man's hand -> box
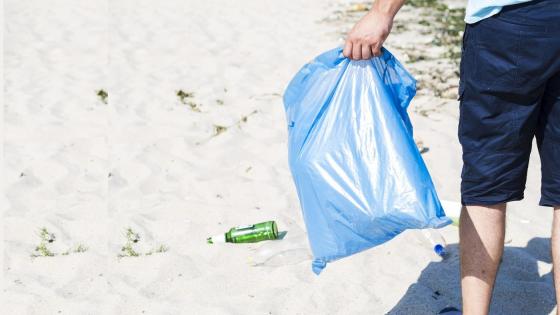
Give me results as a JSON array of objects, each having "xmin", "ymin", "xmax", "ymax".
[{"xmin": 343, "ymin": 0, "xmax": 405, "ymax": 60}]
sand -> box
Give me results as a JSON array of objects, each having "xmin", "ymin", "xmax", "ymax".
[{"xmin": 2, "ymin": 0, "xmax": 557, "ymax": 314}]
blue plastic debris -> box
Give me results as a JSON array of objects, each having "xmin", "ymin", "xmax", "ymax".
[{"xmin": 283, "ymin": 47, "xmax": 451, "ymax": 275}]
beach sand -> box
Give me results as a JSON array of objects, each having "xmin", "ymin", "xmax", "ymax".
[{"xmin": 2, "ymin": 0, "xmax": 556, "ymax": 314}]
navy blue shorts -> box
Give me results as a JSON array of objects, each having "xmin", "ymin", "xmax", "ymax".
[{"xmin": 458, "ymin": 0, "xmax": 560, "ymax": 207}]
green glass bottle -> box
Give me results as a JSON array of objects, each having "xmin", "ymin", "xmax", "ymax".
[{"xmin": 207, "ymin": 221, "xmax": 278, "ymax": 244}]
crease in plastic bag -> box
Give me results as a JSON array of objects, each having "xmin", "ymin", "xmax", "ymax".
[{"xmin": 283, "ymin": 47, "xmax": 452, "ymax": 275}]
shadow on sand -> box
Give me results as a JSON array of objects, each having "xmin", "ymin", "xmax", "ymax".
[{"xmin": 388, "ymin": 237, "xmax": 556, "ymax": 315}]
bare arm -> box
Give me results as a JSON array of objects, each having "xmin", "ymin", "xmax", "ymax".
[{"xmin": 343, "ymin": 0, "xmax": 405, "ymax": 60}]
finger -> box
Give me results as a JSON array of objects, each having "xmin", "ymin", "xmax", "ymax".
[
  {"xmin": 343, "ymin": 40, "xmax": 352, "ymax": 58},
  {"xmin": 362, "ymin": 44, "xmax": 372, "ymax": 59},
  {"xmin": 371, "ymin": 45, "xmax": 382, "ymax": 57},
  {"xmin": 352, "ymin": 42, "xmax": 362, "ymax": 60}
]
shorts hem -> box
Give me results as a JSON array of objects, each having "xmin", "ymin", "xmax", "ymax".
[
  {"xmin": 461, "ymin": 195, "xmax": 524, "ymax": 206},
  {"xmin": 539, "ymin": 199, "xmax": 560, "ymax": 208}
]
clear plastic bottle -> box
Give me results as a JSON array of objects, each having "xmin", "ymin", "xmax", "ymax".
[
  {"xmin": 251, "ymin": 247, "xmax": 311, "ymax": 267},
  {"xmin": 421, "ymin": 229, "xmax": 448, "ymax": 258},
  {"xmin": 248, "ymin": 232, "xmax": 312, "ymax": 267}
]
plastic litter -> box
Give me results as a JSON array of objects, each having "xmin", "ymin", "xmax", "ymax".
[
  {"xmin": 252, "ymin": 248, "xmax": 311, "ymax": 267},
  {"xmin": 441, "ymin": 200, "xmax": 462, "ymax": 226},
  {"xmin": 420, "ymin": 228, "xmax": 448, "ymax": 258},
  {"xmin": 250, "ymin": 246, "xmax": 312, "ymax": 267},
  {"xmin": 282, "ymin": 47, "xmax": 451, "ymax": 274}
]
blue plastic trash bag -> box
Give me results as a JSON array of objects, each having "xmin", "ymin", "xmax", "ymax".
[{"xmin": 283, "ymin": 47, "xmax": 451, "ymax": 275}]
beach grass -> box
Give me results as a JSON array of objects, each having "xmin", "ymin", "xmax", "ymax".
[
  {"xmin": 96, "ymin": 89, "xmax": 108, "ymax": 105},
  {"xmin": 31, "ymin": 227, "xmax": 88, "ymax": 258},
  {"xmin": 118, "ymin": 227, "xmax": 169, "ymax": 258}
]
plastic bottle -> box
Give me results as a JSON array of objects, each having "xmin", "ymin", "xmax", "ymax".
[
  {"xmin": 251, "ymin": 248, "xmax": 311, "ymax": 267},
  {"xmin": 207, "ymin": 221, "xmax": 278, "ymax": 244},
  {"xmin": 247, "ymin": 230, "xmax": 312, "ymax": 267},
  {"xmin": 441, "ymin": 200, "xmax": 462, "ymax": 225},
  {"xmin": 421, "ymin": 229, "xmax": 448, "ymax": 258}
]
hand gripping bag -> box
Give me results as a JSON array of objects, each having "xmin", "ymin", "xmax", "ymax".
[{"xmin": 283, "ymin": 47, "xmax": 451, "ymax": 274}]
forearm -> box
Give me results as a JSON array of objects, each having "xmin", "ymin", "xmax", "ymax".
[{"xmin": 371, "ymin": 0, "xmax": 405, "ymax": 18}]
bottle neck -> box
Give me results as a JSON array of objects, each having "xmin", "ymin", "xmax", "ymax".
[{"xmin": 225, "ymin": 231, "xmax": 233, "ymax": 243}]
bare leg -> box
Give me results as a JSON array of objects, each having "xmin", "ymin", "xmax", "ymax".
[
  {"xmin": 551, "ymin": 207, "xmax": 560, "ymax": 315},
  {"xmin": 459, "ymin": 204, "xmax": 506, "ymax": 315}
]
